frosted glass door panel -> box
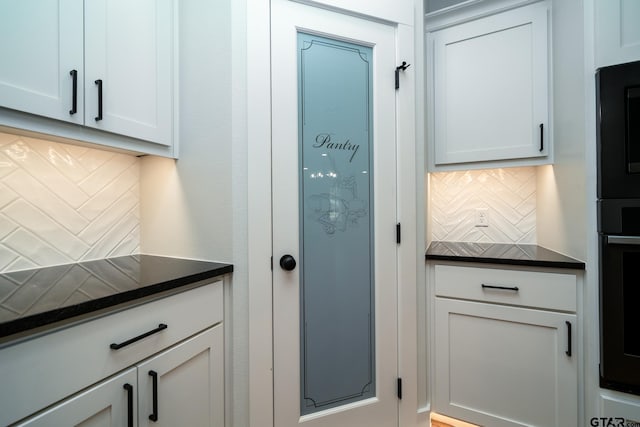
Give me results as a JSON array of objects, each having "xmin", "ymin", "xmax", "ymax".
[{"xmin": 298, "ymin": 33, "xmax": 375, "ymax": 415}]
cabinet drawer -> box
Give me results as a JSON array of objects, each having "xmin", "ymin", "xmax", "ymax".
[
  {"xmin": 0, "ymin": 280, "xmax": 222, "ymax": 426},
  {"xmin": 434, "ymin": 265, "xmax": 576, "ymax": 312}
]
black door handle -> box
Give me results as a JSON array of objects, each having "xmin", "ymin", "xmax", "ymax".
[
  {"xmin": 279, "ymin": 254, "xmax": 297, "ymax": 271},
  {"xmin": 481, "ymin": 284, "xmax": 519, "ymax": 292},
  {"xmin": 566, "ymin": 321, "xmax": 572, "ymax": 357},
  {"xmin": 69, "ymin": 70, "xmax": 78, "ymax": 115},
  {"xmin": 123, "ymin": 383, "xmax": 133, "ymax": 427},
  {"xmin": 110, "ymin": 323, "xmax": 167, "ymax": 350},
  {"xmin": 149, "ymin": 370, "xmax": 158, "ymax": 422},
  {"xmin": 95, "ymin": 79, "xmax": 103, "ymax": 121},
  {"xmin": 539, "ymin": 123, "xmax": 544, "ymax": 152}
]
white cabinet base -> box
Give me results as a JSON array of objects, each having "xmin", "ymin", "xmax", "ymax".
[
  {"xmin": 429, "ymin": 262, "xmax": 579, "ymax": 427},
  {"xmin": 138, "ymin": 325, "xmax": 224, "ymax": 427},
  {"xmin": 16, "ymin": 368, "xmax": 137, "ymax": 427},
  {"xmin": 434, "ymin": 298, "xmax": 577, "ymax": 427}
]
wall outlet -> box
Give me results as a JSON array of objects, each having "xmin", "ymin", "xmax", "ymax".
[{"xmin": 475, "ymin": 208, "xmax": 489, "ymax": 227}]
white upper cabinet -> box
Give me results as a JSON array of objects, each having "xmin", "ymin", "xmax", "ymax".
[
  {"xmin": 426, "ymin": 1, "xmax": 551, "ymax": 169},
  {"xmin": 595, "ymin": 0, "xmax": 640, "ymax": 68},
  {"xmin": 0, "ymin": 0, "xmax": 175, "ymax": 156},
  {"xmin": 84, "ymin": 0, "xmax": 173, "ymax": 146},
  {"xmin": 0, "ymin": 0, "xmax": 84, "ymax": 124}
]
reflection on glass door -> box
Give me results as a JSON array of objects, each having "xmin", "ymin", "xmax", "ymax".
[{"xmin": 297, "ymin": 32, "xmax": 375, "ymax": 415}]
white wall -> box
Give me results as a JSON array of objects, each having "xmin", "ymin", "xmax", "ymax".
[
  {"xmin": 139, "ymin": 1, "xmax": 249, "ymax": 426},
  {"xmin": 536, "ymin": 0, "xmax": 587, "ymax": 262},
  {"xmin": 140, "ymin": 0, "xmax": 232, "ymax": 262}
]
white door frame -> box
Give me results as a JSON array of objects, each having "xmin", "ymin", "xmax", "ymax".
[{"xmin": 246, "ymin": 1, "xmax": 422, "ymax": 426}]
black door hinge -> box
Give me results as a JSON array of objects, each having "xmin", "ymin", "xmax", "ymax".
[
  {"xmin": 395, "ymin": 62, "xmax": 410, "ymax": 90},
  {"xmin": 397, "ymin": 378, "xmax": 402, "ymax": 399},
  {"xmin": 396, "ymin": 223, "xmax": 401, "ymax": 244}
]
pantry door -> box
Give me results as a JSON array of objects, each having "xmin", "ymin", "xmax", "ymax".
[{"xmin": 271, "ymin": 1, "xmax": 398, "ymax": 426}]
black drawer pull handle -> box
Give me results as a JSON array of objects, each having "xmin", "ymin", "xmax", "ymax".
[
  {"xmin": 69, "ymin": 70, "xmax": 78, "ymax": 115},
  {"xmin": 149, "ymin": 370, "xmax": 159, "ymax": 422},
  {"xmin": 566, "ymin": 321, "xmax": 572, "ymax": 357},
  {"xmin": 481, "ymin": 284, "xmax": 519, "ymax": 292},
  {"xmin": 123, "ymin": 383, "xmax": 134, "ymax": 427},
  {"xmin": 110, "ymin": 323, "xmax": 167, "ymax": 350},
  {"xmin": 539, "ymin": 123, "xmax": 544, "ymax": 152},
  {"xmin": 95, "ymin": 79, "xmax": 103, "ymax": 121}
]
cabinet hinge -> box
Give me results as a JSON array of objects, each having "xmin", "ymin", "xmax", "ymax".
[
  {"xmin": 396, "ymin": 223, "xmax": 401, "ymax": 245},
  {"xmin": 395, "ymin": 62, "xmax": 410, "ymax": 90},
  {"xmin": 397, "ymin": 378, "xmax": 403, "ymax": 400}
]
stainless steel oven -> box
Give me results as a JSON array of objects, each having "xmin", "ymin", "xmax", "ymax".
[{"xmin": 598, "ymin": 60, "xmax": 640, "ymax": 395}]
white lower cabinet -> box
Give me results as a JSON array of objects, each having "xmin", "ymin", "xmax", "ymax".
[
  {"xmin": 1, "ymin": 280, "xmax": 224, "ymax": 427},
  {"xmin": 17, "ymin": 325, "xmax": 223, "ymax": 427},
  {"xmin": 137, "ymin": 326, "xmax": 224, "ymax": 427},
  {"xmin": 432, "ymin": 264, "xmax": 578, "ymax": 427},
  {"xmin": 16, "ymin": 368, "xmax": 138, "ymax": 427}
]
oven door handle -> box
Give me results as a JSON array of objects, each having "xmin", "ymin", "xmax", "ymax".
[{"xmin": 606, "ymin": 235, "xmax": 640, "ymax": 245}]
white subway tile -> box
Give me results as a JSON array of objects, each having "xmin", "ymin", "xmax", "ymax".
[
  {"xmin": 430, "ymin": 167, "xmax": 537, "ymax": 244},
  {"xmin": 4, "ymin": 169, "xmax": 89, "ymax": 234},
  {"xmin": 2, "ymin": 139, "xmax": 89, "ymax": 208},
  {"xmin": 0, "ymin": 133, "xmax": 141, "ymax": 272},
  {"xmin": 79, "ymin": 154, "xmax": 138, "ymax": 196},
  {"xmin": 4, "ymin": 200, "xmax": 90, "ymax": 259},
  {"xmin": 78, "ymin": 192, "xmax": 138, "ymax": 245},
  {"xmin": 3, "ymin": 229, "xmax": 72, "ymax": 267}
]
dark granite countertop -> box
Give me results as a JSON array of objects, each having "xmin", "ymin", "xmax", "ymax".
[
  {"xmin": 0, "ymin": 255, "xmax": 233, "ymax": 341},
  {"xmin": 426, "ymin": 241, "xmax": 585, "ymax": 270}
]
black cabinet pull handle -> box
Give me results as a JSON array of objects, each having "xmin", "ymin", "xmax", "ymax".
[
  {"xmin": 481, "ymin": 284, "xmax": 519, "ymax": 292},
  {"xmin": 95, "ymin": 79, "xmax": 103, "ymax": 121},
  {"xmin": 123, "ymin": 383, "xmax": 133, "ymax": 427},
  {"xmin": 566, "ymin": 321, "xmax": 572, "ymax": 357},
  {"xmin": 539, "ymin": 123, "xmax": 544, "ymax": 152},
  {"xmin": 110, "ymin": 323, "xmax": 167, "ymax": 350},
  {"xmin": 149, "ymin": 370, "xmax": 159, "ymax": 422},
  {"xmin": 69, "ymin": 70, "xmax": 78, "ymax": 115}
]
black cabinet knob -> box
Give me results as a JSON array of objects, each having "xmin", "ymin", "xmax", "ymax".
[{"xmin": 279, "ymin": 255, "xmax": 297, "ymax": 271}]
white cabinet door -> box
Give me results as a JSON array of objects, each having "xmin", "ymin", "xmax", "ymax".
[
  {"xmin": 137, "ymin": 325, "xmax": 224, "ymax": 427},
  {"xmin": 84, "ymin": 0, "xmax": 173, "ymax": 146},
  {"xmin": 16, "ymin": 368, "xmax": 137, "ymax": 427},
  {"xmin": 0, "ymin": 0, "xmax": 84, "ymax": 124},
  {"xmin": 434, "ymin": 298, "xmax": 577, "ymax": 427},
  {"xmin": 271, "ymin": 1, "xmax": 399, "ymax": 426},
  {"xmin": 428, "ymin": 2, "xmax": 550, "ymax": 166},
  {"xmin": 595, "ymin": 0, "xmax": 640, "ymax": 67}
]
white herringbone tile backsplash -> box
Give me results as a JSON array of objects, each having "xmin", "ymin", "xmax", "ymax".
[
  {"xmin": 429, "ymin": 167, "xmax": 536, "ymax": 244},
  {"xmin": 0, "ymin": 132, "xmax": 140, "ymax": 272}
]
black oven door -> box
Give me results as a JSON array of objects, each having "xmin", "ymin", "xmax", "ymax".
[
  {"xmin": 597, "ymin": 60, "xmax": 640, "ymax": 199},
  {"xmin": 600, "ymin": 234, "xmax": 640, "ymax": 395}
]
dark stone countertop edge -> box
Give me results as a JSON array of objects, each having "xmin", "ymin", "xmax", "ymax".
[
  {"xmin": 425, "ymin": 242, "xmax": 585, "ymax": 270},
  {"xmin": 425, "ymin": 252, "xmax": 585, "ymax": 269},
  {"xmin": 0, "ymin": 263, "xmax": 233, "ymax": 342}
]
